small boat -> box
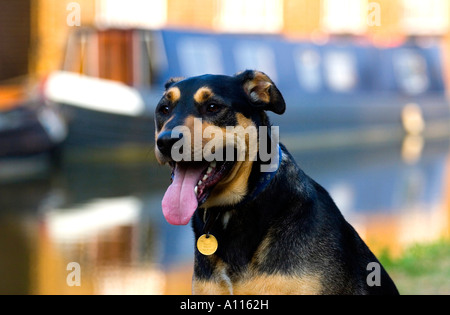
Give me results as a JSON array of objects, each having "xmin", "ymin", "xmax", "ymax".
[
  {"xmin": 0, "ymin": 84, "xmax": 67, "ymax": 158},
  {"xmin": 44, "ymin": 72, "xmax": 157, "ymax": 151},
  {"xmin": 0, "ymin": 83, "xmax": 67, "ymax": 181}
]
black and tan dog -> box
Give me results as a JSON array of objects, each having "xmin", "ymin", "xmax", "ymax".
[{"xmin": 155, "ymin": 70, "xmax": 399, "ymax": 295}]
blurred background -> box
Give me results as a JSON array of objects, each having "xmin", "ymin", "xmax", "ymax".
[{"xmin": 0, "ymin": 0, "xmax": 449, "ymax": 295}]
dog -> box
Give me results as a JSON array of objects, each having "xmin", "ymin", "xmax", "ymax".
[{"xmin": 154, "ymin": 70, "xmax": 399, "ymax": 295}]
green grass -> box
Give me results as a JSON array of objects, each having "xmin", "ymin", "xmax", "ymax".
[{"xmin": 378, "ymin": 239, "xmax": 450, "ymax": 295}]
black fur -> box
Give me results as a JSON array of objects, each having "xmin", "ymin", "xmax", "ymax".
[
  {"xmin": 192, "ymin": 146, "xmax": 398, "ymax": 294},
  {"xmin": 156, "ymin": 71, "xmax": 399, "ymax": 295}
]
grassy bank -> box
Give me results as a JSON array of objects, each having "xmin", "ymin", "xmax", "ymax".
[{"xmin": 379, "ymin": 239, "xmax": 450, "ymax": 295}]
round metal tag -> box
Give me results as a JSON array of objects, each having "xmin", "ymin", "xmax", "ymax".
[{"xmin": 197, "ymin": 234, "xmax": 218, "ymax": 256}]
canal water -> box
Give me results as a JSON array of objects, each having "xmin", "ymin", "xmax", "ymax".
[{"xmin": 0, "ymin": 137, "xmax": 449, "ymax": 294}]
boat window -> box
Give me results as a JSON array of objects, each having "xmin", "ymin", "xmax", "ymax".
[
  {"xmin": 294, "ymin": 49, "xmax": 322, "ymax": 92},
  {"xmin": 177, "ymin": 39, "xmax": 224, "ymax": 77},
  {"xmin": 234, "ymin": 43, "xmax": 277, "ymax": 82},
  {"xmin": 393, "ymin": 49, "xmax": 429, "ymax": 95},
  {"xmin": 324, "ymin": 51, "xmax": 358, "ymax": 92},
  {"xmin": 321, "ymin": 0, "xmax": 368, "ymax": 34},
  {"xmin": 216, "ymin": 0, "xmax": 283, "ymax": 33},
  {"xmin": 401, "ymin": 0, "xmax": 449, "ymax": 35},
  {"xmin": 95, "ymin": 0, "xmax": 167, "ymax": 29}
]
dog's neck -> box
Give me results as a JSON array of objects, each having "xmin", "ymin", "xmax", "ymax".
[
  {"xmin": 236, "ymin": 144, "xmax": 282, "ymax": 207},
  {"xmin": 192, "ymin": 145, "xmax": 305, "ymax": 277},
  {"xmin": 194, "ymin": 146, "xmax": 282, "ymax": 241},
  {"xmin": 196, "ymin": 143, "xmax": 283, "ymax": 227}
]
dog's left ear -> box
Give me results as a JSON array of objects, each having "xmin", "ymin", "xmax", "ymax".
[
  {"xmin": 164, "ymin": 77, "xmax": 185, "ymax": 90},
  {"xmin": 235, "ymin": 70, "xmax": 286, "ymax": 115}
]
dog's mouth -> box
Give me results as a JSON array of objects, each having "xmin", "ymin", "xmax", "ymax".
[{"xmin": 162, "ymin": 159, "xmax": 235, "ymax": 225}]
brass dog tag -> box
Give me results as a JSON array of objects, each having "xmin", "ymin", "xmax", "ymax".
[{"xmin": 197, "ymin": 234, "xmax": 218, "ymax": 256}]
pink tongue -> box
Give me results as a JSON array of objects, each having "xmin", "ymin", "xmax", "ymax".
[{"xmin": 162, "ymin": 164, "xmax": 206, "ymax": 225}]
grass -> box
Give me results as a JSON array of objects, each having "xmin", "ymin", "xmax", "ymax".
[{"xmin": 378, "ymin": 239, "xmax": 450, "ymax": 295}]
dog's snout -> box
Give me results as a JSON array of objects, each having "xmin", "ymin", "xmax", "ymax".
[{"xmin": 157, "ymin": 130, "xmax": 183, "ymax": 157}]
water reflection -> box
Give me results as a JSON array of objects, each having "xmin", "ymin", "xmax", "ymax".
[
  {"xmin": 0, "ymin": 138, "xmax": 449, "ymax": 294},
  {"xmin": 296, "ymin": 138, "xmax": 450, "ymax": 257}
]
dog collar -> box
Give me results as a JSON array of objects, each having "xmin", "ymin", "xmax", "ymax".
[{"xmin": 240, "ymin": 144, "xmax": 282, "ymax": 205}]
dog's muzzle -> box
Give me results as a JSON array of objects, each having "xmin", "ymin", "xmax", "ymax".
[{"xmin": 157, "ymin": 130, "xmax": 183, "ymax": 158}]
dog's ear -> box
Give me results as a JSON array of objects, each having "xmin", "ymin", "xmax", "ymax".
[
  {"xmin": 164, "ymin": 77, "xmax": 184, "ymax": 90},
  {"xmin": 235, "ymin": 70, "xmax": 286, "ymax": 115}
]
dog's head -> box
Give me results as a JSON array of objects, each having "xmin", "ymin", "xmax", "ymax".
[{"xmin": 155, "ymin": 70, "xmax": 285, "ymax": 225}]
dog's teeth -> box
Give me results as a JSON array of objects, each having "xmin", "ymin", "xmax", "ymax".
[
  {"xmin": 207, "ymin": 167, "xmax": 213, "ymax": 174},
  {"xmin": 198, "ymin": 180, "xmax": 202, "ymax": 186},
  {"xmin": 203, "ymin": 174, "xmax": 208, "ymax": 181},
  {"xmin": 194, "ymin": 186, "xmax": 198, "ymax": 196}
]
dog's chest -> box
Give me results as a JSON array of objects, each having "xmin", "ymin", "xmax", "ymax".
[
  {"xmin": 193, "ymin": 212, "xmax": 323, "ymax": 295},
  {"xmin": 192, "ymin": 253, "xmax": 323, "ymax": 295},
  {"xmin": 192, "ymin": 269, "xmax": 323, "ymax": 295}
]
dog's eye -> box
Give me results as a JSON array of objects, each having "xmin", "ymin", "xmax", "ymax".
[
  {"xmin": 159, "ymin": 105, "xmax": 170, "ymax": 115},
  {"xmin": 206, "ymin": 103, "xmax": 221, "ymax": 113}
]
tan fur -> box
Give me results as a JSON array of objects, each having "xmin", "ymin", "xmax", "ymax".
[
  {"xmin": 251, "ymin": 230, "xmax": 273, "ymax": 266},
  {"xmin": 243, "ymin": 72, "xmax": 272, "ymax": 103},
  {"xmin": 202, "ymin": 114, "xmax": 256, "ymax": 208},
  {"xmin": 183, "ymin": 115, "xmax": 195, "ymax": 142},
  {"xmin": 233, "ymin": 273, "xmax": 323, "ymax": 295},
  {"xmin": 203, "ymin": 160, "xmax": 253, "ymax": 207},
  {"xmin": 193, "ymin": 280, "xmax": 232, "ymax": 295},
  {"xmin": 200, "ymin": 122, "xmax": 226, "ymax": 147},
  {"xmin": 165, "ymin": 87, "xmax": 181, "ymax": 102},
  {"xmin": 194, "ymin": 87, "xmax": 214, "ymax": 103},
  {"xmin": 192, "ymin": 259, "xmax": 233, "ymax": 295},
  {"xmin": 193, "ymin": 270, "xmax": 323, "ymax": 295}
]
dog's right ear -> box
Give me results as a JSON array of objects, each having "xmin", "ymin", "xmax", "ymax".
[{"xmin": 164, "ymin": 77, "xmax": 184, "ymax": 90}]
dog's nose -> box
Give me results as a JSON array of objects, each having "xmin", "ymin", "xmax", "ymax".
[{"xmin": 157, "ymin": 130, "xmax": 183, "ymax": 157}]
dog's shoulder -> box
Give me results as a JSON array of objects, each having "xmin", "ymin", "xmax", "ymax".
[{"xmin": 251, "ymin": 146, "xmax": 399, "ymax": 294}]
